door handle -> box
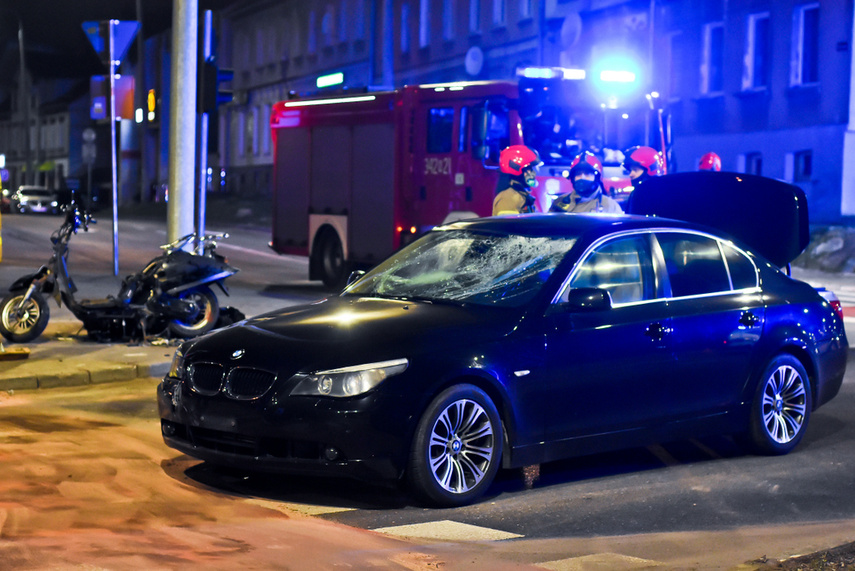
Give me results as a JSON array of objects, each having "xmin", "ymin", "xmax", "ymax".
[
  {"xmin": 645, "ymin": 322, "xmax": 670, "ymax": 341},
  {"xmin": 739, "ymin": 311, "xmax": 760, "ymax": 327}
]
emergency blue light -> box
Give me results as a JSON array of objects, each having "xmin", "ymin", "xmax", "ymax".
[
  {"xmin": 516, "ymin": 66, "xmax": 586, "ymax": 80},
  {"xmin": 600, "ymin": 70, "xmax": 636, "ymax": 83},
  {"xmin": 317, "ymin": 72, "xmax": 344, "ymax": 89}
]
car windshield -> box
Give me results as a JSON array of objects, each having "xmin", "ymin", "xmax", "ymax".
[
  {"xmin": 345, "ymin": 229, "xmax": 575, "ymax": 307},
  {"xmin": 21, "ymin": 188, "xmax": 51, "ymax": 197}
]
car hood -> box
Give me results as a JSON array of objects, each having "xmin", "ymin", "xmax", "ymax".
[{"xmin": 185, "ymin": 296, "xmax": 520, "ymax": 374}]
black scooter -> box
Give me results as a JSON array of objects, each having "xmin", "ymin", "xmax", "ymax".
[{"xmin": 0, "ymin": 205, "xmax": 242, "ymax": 343}]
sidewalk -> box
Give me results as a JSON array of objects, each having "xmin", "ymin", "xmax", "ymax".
[{"xmin": 0, "ymin": 319, "xmax": 176, "ymax": 392}]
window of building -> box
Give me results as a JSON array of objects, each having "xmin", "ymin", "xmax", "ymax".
[
  {"xmin": 469, "ymin": 0, "xmax": 480, "ymax": 33},
  {"xmin": 338, "ymin": 1, "xmax": 348, "ymax": 42},
  {"xmin": 237, "ymin": 111, "xmax": 246, "ymax": 158},
  {"xmin": 250, "ymin": 106, "xmax": 259, "ymax": 156},
  {"xmin": 427, "ymin": 107, "xmax": 454, "ymax": 153},
  {"xmin": 443, "ymin": 0, "xmax": 455, "ymax": 41},
  {"xmin": 401, "ymin": 3, "xmax": 411, "ymax": 53},
  {"xmin": 519, "ymin": 0, "xmax": 532, "ymax": 20},
  {"xmin": 321, "ymin": 5, "xmax": 336, "ymax": 47},
  {"xmin": 743, "ymin": 12, "xmax": 770, "ymax": 90},
  {"xmin": 262, "ymin": 104, "xmax": 271, "ymax": 155},
  {"xmin": 794, "ymin": 149, "xmax": 812, "ymax": 181},
  {"xmin": 307, "ymin": 10, "xmax": 317, "ymax": 54},
  {"xmin": 746, "ymin": 152, "xmax": 763, "ymax": 175},
  {"xmin": 701, "ymin": 22, "xmax": 724, "ymax": 94},
  {"xmin": 255, "ymin": 28, "xmax": 265, "ymax": 66},
  {"xmin": 354, "ymin": 0, "xmax": 365, "ymax": 39},
  {"xmin": 419, "ymin": 0, "xmax": 430, "ymax": 48},
  {"xmin": 492, "ymin": 0, "xmax": 505, "ymax": 27},
  {"xmin": 667, "ymin": 31, "xmax": 684, "ymax": 99},
  {"xmin": 791, "ymin": 3, "xmax": 819, "ymax": 85},
  {"xmin": 290, "ymin": 10, "xmax": 303, "ymax": 57}
]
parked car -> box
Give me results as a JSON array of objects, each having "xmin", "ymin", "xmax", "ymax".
[
  {"xmin": 11, "ymin": 185, "xmax": 67, "ymax": 214},
  {"xmin": 158, "ymin": 173, "xmax": 848, "ymax": 507}
]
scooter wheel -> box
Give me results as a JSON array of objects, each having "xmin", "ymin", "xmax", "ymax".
[
  {"xmin": 168, "ymin": 286, "xmax": 219, "ymax": 338},
  {"xmin": 0, "ymin": 290, "xmax": 50, "ymax": 343}
]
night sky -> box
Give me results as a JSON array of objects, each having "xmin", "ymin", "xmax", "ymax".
[{"xmin": 0, "ymin": 0, "xmax": 235, "ymax": 101}]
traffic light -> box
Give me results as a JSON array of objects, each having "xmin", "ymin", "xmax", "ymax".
[{"xmin": 199, "ymin": 61, "xmax": 233, "ymax": 113}]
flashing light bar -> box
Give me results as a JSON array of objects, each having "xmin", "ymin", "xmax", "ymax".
[
  {"xmin": 516, "ymin": 66, "xmax": 586, "ymax": 80},
  {"xmin": 600, "ymin": 70, "xmax": 636, "ymax": 83},
  {"xmin": 284, "ymin": 95, "xmax": 376, "ymax": 108},
  {"xmin": 316, "ymin": 72, "xmax": 344, "ymax": 89}
]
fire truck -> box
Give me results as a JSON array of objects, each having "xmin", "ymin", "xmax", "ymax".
[{"xmin": 269, "ymin": 68, "xmax": 669, "ymax": 287}]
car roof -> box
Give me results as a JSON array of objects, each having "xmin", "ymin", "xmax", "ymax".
[{"xmin": 444, "ymin": 213, "xmax": 702, "ymax": 239}]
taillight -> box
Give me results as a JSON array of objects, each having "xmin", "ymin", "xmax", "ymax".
[{"xmin": 830, "ymin": 299, "xmax": 844, "ymax": 321}]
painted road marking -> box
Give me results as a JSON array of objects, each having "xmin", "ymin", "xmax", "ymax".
[
  {"xmin": 244, "ymin": 498, "xmax": 355, "ymax": 516},
  {"xmin": 538, "ymin": 552, "xmax": 664, "ymax": 570},
  {"xmin": 374, "ymin": 520, "xmax": 523, "ymax": 541}
]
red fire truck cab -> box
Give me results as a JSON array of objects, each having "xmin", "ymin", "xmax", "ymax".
[{"xmin": 270, "ymin": 73, "xmax": 668, "ymax": 287}]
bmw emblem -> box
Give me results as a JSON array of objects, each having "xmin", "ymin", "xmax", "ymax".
[{"xmin": 230, "ymin": 349, "xmax": 245, "ymax": 360}]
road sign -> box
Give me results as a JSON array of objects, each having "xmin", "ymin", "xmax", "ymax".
[{"xmin": 82, "ymin": 21, "xmax": 140, "ymax": 67}]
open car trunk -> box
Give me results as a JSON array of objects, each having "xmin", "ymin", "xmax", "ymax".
[{"xmin": 626, "ymin": 171, "xmax": 809, "ymax": 268}]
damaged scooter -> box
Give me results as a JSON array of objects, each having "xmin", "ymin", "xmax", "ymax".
[{"xmin": 0, "ymin": 205, "xmax": 243, "ymax": 343}]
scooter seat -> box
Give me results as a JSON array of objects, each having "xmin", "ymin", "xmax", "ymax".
[{"xmin": 79, "ymin": 298, "xmax": 121, "ymax": 310}]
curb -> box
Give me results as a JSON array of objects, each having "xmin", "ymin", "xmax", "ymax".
[{"xmin": 0, "ymin": 320, "xmax": 175, "ymax": 392}]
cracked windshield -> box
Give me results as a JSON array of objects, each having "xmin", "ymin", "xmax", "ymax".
[{"xmin": 345, "ymin": 230, "xmax": 576, "ymax": 307}]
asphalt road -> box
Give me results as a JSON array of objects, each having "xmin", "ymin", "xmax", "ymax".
[{"xmin": 2, "ymin": 211, "xmax": 855, "ymax": 569}]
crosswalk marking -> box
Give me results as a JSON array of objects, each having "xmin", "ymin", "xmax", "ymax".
[
  {"xmin": 374, "ymin": 519, "xmax": 523, "ymax": 541},
  {"xmin": 244, "ymin": 498, "xmax": 355, "ymax": 516},
  {"xmin": 538, "ymin": 553, "xmax": 664, "ymax": 570}
]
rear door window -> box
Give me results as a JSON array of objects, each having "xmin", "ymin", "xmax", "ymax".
[{"xmin": 656, "ymin": 233, "xmax": 731, "ymax": 297}]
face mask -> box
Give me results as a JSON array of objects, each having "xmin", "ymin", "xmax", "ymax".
[
  {"xmin": 523, "ymin": 168, "xmax": 539, "ymax": 188},
  {"xmin": 573, "ymin": 179, "xmax": 598, "ymax": 199}
]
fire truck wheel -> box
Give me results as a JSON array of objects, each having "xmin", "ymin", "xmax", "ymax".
[{"xmin": 318, "ymin": 231, "xmax": 347, "ymax": 289}]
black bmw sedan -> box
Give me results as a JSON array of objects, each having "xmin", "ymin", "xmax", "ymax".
[{"xmin": 159, "ymin": 183, "xmax": 847, "ymax": 507}]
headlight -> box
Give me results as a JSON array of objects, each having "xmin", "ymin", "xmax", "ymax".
[
  {"xmin": 168, "ymin": 347, "xmax": 186, "ymax": 379},
  {"xmin": 289, "ymin": 358, "xmax": 408, "ymax": 397}
]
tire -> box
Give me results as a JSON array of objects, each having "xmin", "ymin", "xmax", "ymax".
[
  {"xmin": 167, "ymin": 286, "xmax": 219, "ymax": 338},
  {"xmin": 408, "ymin": 384, "xmax": 502, "ymax": 507},
  {"xmin": 744, "ymin": 354, "xmax": 812, "ymax": 456},
  {"xmin": 0, "ymin": 290, "xmax": 50, "ymax": 343},
  {"xmin": 318, "ymin": 231, "xmax": 346, "ymax": 289}
]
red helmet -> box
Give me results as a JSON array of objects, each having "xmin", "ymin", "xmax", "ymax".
[
  {"xmin": 568, "ymin": 151, "xmax": 602, "ymax": 181},
  {"xmin": 499, "ymin": 145, "xmax": 541, "ymax": 176},
  {"xmin": 622, "ymin": 146, "xmax": 663, "ymax": 176},
  {"xmin": 699, "ymin": 152, "xmax": 722, "ymax": 171}
]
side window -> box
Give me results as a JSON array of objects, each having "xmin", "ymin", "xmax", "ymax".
[
  {"xmin": 657, "ymin": 233, "xmax": 731, "ymax": 297},
  {"xmin": 426, "ymin": 107, "xmax": 454, "ymax": 153},
  {"xmin": 567, "ymin": 236, "xmax": 652, "ymax": 305},
  {"xmin": 722, "ymin": 242, "xmax": 758, "ymax": 290}
]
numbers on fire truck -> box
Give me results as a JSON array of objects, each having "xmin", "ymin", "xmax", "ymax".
[{"xmin": 425, "ymin": 157, "xmax": 451, "ymax": 176}]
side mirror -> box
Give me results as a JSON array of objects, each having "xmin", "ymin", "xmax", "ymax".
[
  {"xmin": 552, "ymin": 287, "xmax": 612, "ymax": 313},
  {"xmin": 346, "ymin": 270, "xmax": 366, "ymax": 288}
]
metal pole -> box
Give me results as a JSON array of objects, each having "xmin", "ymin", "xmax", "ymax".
[
  {"xmin": 167, "ymin": 0, "xmax": 198, "ymax": 246},
  {"xmin": 109, "ymin": 20, "xmax": 120, "ymax": 276},
  {"xmin": 18, "ymin": 21, "xmax": 31, "ymax": 186},
  {"xmin": 198, "ymin": 111, "xmax": 208, "ymax": 251}
]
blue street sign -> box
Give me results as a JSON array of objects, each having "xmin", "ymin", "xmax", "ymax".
[{"xmin": 82, "ymin": 20, "xmax": 140, "ymax": 66}]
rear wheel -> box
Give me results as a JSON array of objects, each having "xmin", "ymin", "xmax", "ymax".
[
  {"xmin": 167, "ymin": 286, "xmax": 219, "ymax": 338},
  {"xmin": 318, "ymin": 231, "xmax": 346, "ymax": 289},
  {"xmin": 408, "ymin": 384, "xmax": 502, "ymax": 507},
  {"xmin": 744, "ymin": 354, "xmax": 812, "ymax": 455},
  {"xmin": 0, "ymin": 290, "xmax": 50, "ymax": 343}
]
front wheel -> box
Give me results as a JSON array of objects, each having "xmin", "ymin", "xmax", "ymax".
[
  {"xmin": 0, "ymin": 290, "xmax": 50, "ymax": 343},
  {"xmin": 167, "ymin": 286, "xmax": 219, "ymax": 338},
  {"xmin": 318, "ymin": 231, "xmax": 347, "ymax": 289},
  {"xmin": 408, "ymin": 384, "xmax": 502, "ymax": 507},
  {"xmin": 744, "ymin": 354, "xmax": 812, "ymax": 455}
]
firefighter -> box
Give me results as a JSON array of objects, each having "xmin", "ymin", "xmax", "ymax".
[
  {"xmin": 622, "ymin": 145, "xmax": 664, "ymax": 186},
  {"xmin": 492, "ymin": 145, "xmax": 542, "ymax": 216},
  {"xmin": 699, "ymin": 152, "xmax": 722, "ymax": 171},
  {"xmin": 549, "ymin": 151, "xmax": 623, "ymax": 214}
]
